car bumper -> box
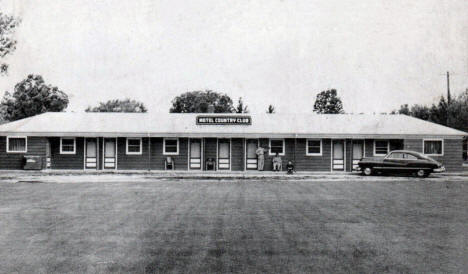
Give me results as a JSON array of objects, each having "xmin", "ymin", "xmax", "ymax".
[{"xmin": 433, "ymin": 166, "xmax": 446, "ymax": 173}]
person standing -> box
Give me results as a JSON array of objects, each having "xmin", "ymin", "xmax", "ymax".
[{"xmin": 256, "ymin": 145, "xmax": 268, "ymax": 171}]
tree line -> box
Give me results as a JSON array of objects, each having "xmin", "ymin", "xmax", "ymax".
[
  {"xmin": 1, "ymin": 9, "xmax": 465, "ymax": 133},
  {"xmin": 0, "ymin": 10, "xmax": 345, "ymax": 121},
  {"xmin": 391, "ymin": 91, "xmax": 468, "ymax": 132}
]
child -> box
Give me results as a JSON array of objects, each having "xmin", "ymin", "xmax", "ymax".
[{"xmin": 286, "ymin": 161, "xmax": 295, "ymax": 174}]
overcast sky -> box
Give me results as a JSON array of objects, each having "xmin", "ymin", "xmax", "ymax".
[{"xmin": 1, "ymin": 0, "xmax": 467, "ymax": 114}]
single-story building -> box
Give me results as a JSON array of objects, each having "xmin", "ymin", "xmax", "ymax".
[{"xmin": 0, "ymin": 112, "xmax": 466, "ymax": 172}]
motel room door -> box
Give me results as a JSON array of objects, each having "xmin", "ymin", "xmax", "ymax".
[
  {"xmin": 246, "ymin": 139, "xmax": 258, "ymax": 170},
  {"xmin": 218, "ymin": 139, "xmax": 230, "ymax": 170},
  {"xmin": 332, "ymin": 140, "xmax": 345, "ymax": 171},
  {"xmin": 103, "ymin": 138, "xmax": 117, "ymax": 169},
  {"xmin": 189, "ymin": 138, "xmax": 202, "ymax": 170},
  {"xmin": 85, "ymin": 138, "xmax": 98, "ymax": 169},
  {"xmin": 352, "ymin": 140, "xmax": 364, "ymax": 171}
]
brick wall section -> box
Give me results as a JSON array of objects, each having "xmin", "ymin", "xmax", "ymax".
[
  {"xmin": 231, "ymin": 138, "xmax": 244, "ymax": 171},
  {"xmin": 0, "ymin": 136, "xmax": 47, "ymax": 169},
  {"xmin": 50, "ymin": 137, "xmax": 84, "ymax": 170},
  {"xmin": 149, "ymin": 138, "xmax": 188, "ymax": 170},
  {"xmin": 405, "ymin": 138, "xmax": 463, "ymax": 172}
]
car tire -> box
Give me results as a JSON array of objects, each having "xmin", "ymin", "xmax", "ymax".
[
  {"xmin": 363, "ymin": 167, "xmax": 373, "ymax": 176},
  {"xmin": 416, "ymin": 169, "xmax": 428, "ymax": 178}
]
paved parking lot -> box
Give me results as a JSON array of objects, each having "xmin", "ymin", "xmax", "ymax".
[{"xmin": 1, "ymin": 177, "xmax": 467, "ymax": 273}]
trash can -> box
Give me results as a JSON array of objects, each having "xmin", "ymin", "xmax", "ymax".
[{"xmin": 23, "ymin": 156, "xmax": 43, "ymax": 170}]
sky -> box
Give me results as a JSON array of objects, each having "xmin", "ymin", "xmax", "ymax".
[{"xmin": 1, "ymin": 0, "xmax": 467, "ymax": 114}]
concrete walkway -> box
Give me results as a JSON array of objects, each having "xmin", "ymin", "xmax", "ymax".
[{"xmin": 0, "ymin": 170, "xmax": 467, "ymax": 183}]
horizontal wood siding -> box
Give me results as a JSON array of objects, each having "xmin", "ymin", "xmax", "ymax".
[
  {"xmin": 405, "ymin": 138, "xmax": 463, "ymax": 172},
  {"xmin": 231, "ymin": 138, "xmax": 244, "ymax": 171},
  {"xmin": 404, "ymin": 139, "xmax": 423, "ymax": 152},
  {"xmin": 364, "ymin": 139, "xmax": 374, "ymax": 157},
  {"xmin": 50, "ymin": 137, "xmax": 84, "ymax": 170},
  {"xmin": 98, "ymin": 137, "xmax": 103, "ymax": 170},
  {"xmin": 150, "ymin": 138, "xmax": 188, "ymax": 170},
  {"xmin": 117, "ymin": 137, "xmax": 150, "ymax": 170},
  {"xmin": 294, "ymin": 139, "xmax": 331, "ymax": 172},
  {"xmin": 0, "ymin": 136, "xmax": 47, "ymax": 169},
  {"xmin": 346, "ymin": 139, "xmax": 353, "ymax": 172},
  {"xmin": 203, "ymin": 138, "xmax": 217, "ymax": 170}
]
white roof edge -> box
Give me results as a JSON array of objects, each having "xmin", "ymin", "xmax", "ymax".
[{"xmin": 0, "ymin": 132, "xmax": 465, "ymax": 139}]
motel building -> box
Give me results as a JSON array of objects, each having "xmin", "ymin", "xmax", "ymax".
[{"xmin": 0, "ymin": 112, "xmax": 466, "ymax": 172}]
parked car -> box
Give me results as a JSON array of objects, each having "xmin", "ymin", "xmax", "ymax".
[{"xmin": 357, "ymin": 150, "xmax": 445, "ymax": 177}]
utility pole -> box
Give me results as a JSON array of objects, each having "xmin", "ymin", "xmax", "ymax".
[
  {"xmin": 445, "ymin": 71, "xmax": 451, "ymax": 126},
  {"xmin": 446, "ymin": 71, "xmax": 451, "ymax": 105}
]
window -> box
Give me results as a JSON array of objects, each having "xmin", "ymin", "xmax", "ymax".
[
  {"xmin": 387, "ymin": 152, "xmax": 404, "ymax": 159},
  {"xmin": 405, "ymin": 153, "xmax": 418, "ymax": 160},
  {"xmin": 164, "ymin": 138, "xmax": 179, "ymax": 155},
  {"xmin": 126, "ymin": 138, "xmax": 142, "ymax": 155},
  {"xmin": 423, "ymin": 139, "xmax": 443, "ymax": 156},
  {"xmin": 6, "ymin": 136, "xmax": 27, "ymax": 153},
  {"xmin": 306, "ymin": 139, "xmax": 322, "ymax": 156},
  {"xmin": 374, "ymin": 140, "xmax": 389, "ymax": 156},
  {"xmin": 269, "ymin": 139, "xmax": 285, "ymax": 156},
  {"xmin": 60, "ymin": 138, "xmax": 76, "ymax": 154}
]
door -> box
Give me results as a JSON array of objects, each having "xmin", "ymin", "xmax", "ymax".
[
  {"xmin": 85, "ymin": 138, "xmax": 98, "ymax": 169},
  {"xmin": 46, "ymin": 139, "xmax": 51, "ymax": 169},
  {"xmin": 189, "ymin": 138, "xmax": 202, "ymax": 169},
  {"xmin": 218, "ymin": 139, "xmax": 230, "ymax": 170},
  {"xmin": 352, "ymin": 141, "xmax": 364, "ymax": 171},
  {"xmin": 246, "ymin": 139, "xmax": 258, "ymax": 170},
  {"xmin": 332, "ymin": 140, "xmax": 345, "ymax": 171},
  {"xmin": 103, "ymin": 138, "xmax": 116, "ymax": 169}
]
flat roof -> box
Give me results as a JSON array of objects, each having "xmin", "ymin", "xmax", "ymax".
[{"xmin": 0, "ymin": 112, "xmax": 466, "ymax": 139}]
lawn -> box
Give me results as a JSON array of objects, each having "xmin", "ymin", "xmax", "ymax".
[{"xmin": 1, "ymin": 178, "xmax": 467, "ymax": 273}]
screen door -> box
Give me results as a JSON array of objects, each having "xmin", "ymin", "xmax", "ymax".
[
  {"xmin": 332, "ymin": 140, "xmax": 345, "ymax": 171},
  {"xmin": 246, "ymin": 139, "xmax": 258, "ymax": 170},
  {"xmin": 85, "ymin": 138, "xmax": 97, "ymax": 169},
  {"xmin": 218, "ymin": 139, "xmax": 230, "ymax": 170},
  {"xmin": 189, "ymin": 139, "xmax": 202, "ymax": 169},
  {"xmin": 352, "ymin": 141, "xmax": 364, "ymax": 171},
  {"xmin": 104, "ymin": 138, "xmax": 116, "ymax": 169}
]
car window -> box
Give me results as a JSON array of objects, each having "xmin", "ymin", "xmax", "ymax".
[
  {"xmin": 387, "ymin": 152, "xmax": 404, "ymax": 159},
  {"xmin": 405, "ymin": 153, "xmax": 418, "ymax": 160}
]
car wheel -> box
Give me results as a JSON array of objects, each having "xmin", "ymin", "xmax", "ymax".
[
  {"xmin": 363, "ymin": 167, "xmax": 373, "ymax": 176},
  {"xmin": 416, "ymin": 169, "xmax": 427, "ymax": 178}
]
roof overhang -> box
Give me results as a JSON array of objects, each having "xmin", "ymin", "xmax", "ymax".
[{"xmin": 0, "ymin": 132, "xmax": 465, "ymax": 139}]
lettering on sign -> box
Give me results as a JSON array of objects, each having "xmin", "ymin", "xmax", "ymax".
[{"xmin": 196, "ymin": 116, "xmax": 252, "ymax": 125}]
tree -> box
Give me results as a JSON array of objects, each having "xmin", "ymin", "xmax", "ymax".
[
  {"xmin": 393, "ymin": 92, "xmax": 468, "ymax": 132},
  {"xmin": 0, "ymin": 74, "xmax": 69, "ymax": 121},
  {"xmin": 235, "ymin": 97, "xmax": 249, "ymax": 113},
  {"xmin": 266, "ymin": 104, "xmax": 275, "ymax": 114},
  {"xmin": 86, "ymin": 98, "xmax": 147, "ymax": 113},
  {"xmin": 313, "ymin": 89, "xmax": 344, "ymax": 114},
  {"xmin": 0, "ymin": 12, "xmax": 21, "ymax": 75},
  {"xmin": 170, "ymin": 90, "xmax": 235, "ymax": 113},
  {"xmin": 447, "ymin": 89, "xmax": 468, "ymax": 132}
]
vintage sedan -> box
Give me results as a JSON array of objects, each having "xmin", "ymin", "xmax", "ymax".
[{"xmin": 357, "ymin": 150, "xmax": 445, "ymax": 177}]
